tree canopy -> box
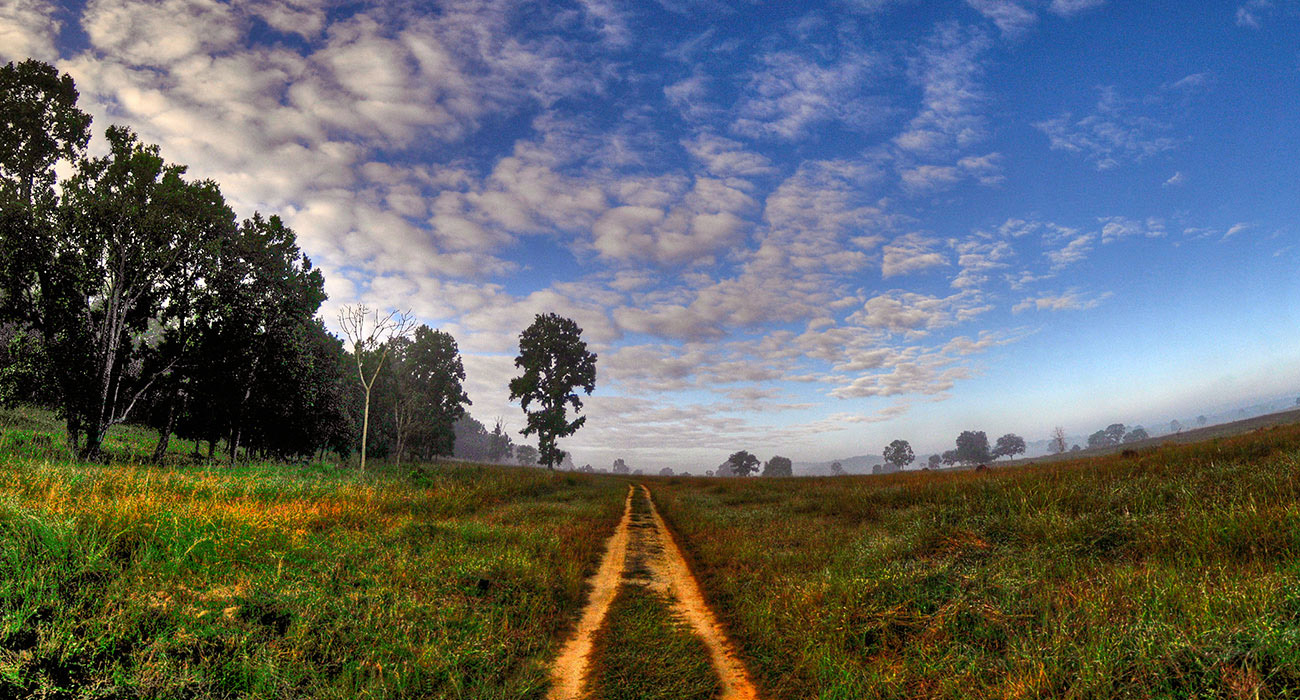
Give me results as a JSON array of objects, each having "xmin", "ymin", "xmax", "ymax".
[{"xmin": 508, "ymin": 313, "xmax": 597, "ymax": 469}]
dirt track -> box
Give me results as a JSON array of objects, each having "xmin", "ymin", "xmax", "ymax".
[{"xmin": 547, "ymin": 484, "xmax": 761, "ymax": 699}]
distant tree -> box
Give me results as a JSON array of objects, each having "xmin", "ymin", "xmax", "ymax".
[
  {"xmin": 486, "ymin": 417, "xmax": 513, "ymax": 462},
  {"xmin": 508, "ymin": 313, "xmax": 597, "ymax": 469},
  {"xmin": 1104, "ymin": 423, "xmax": 1126, "ymax": 444},
  {"xmin": 883, "ymin": 439, "xmax": 915, "ymax": 469},
  {"xmin": 954, "ymin": 431, "xmax": 991, "ymax": 465},
  {"xmin": 612, "ymin": 458, "xmax": 630, "ymax": 474},
  {"xmin": 829, "ymin": 460, "xmax": 845, "ymax": 476},
  {"xmin": 1070, "ymin": 444, "xmax": 1082, "ymax": 452},
  {"xmin": 1169, "ymin": 419, "xmax": 1182, "ymax": 434},
  {"xmin": 1197, "ymin": 415, "xmax": 1207, "ymax": 427},
  {"xmin": 705, "ymin": 470, "xmax": 714, "ymax": 477},
  {"xmin": 659, "ymin": 467, "xmax": 674, "ymax": 477},
  {"xmin": 338, "ymin": 305, "xmax": 414, "ymax": 473},
  {"xmin": 515, "ymin": 444, "xmax": 539, "ymax": 466},
  {"xmin": 1123, "ymin": 427, "xmax": 1149, "ymax": 443},
  {"xmin": 941, "ymin": 450, "xmax": 958, "ymax": 466},
  {"xmin": 762, "ymin": 455, "xmax": 793, "ymax": 477},
  {"xmin": 928, "ymin": 454, "xmax": 941, "ymax": 469},
  {"xmin": 991, "ymin": 433, "xmax": 1026, "ymax": 460},
  {"xmin": 1050, "ymin": 426, "xmax": 1068, "ymax": 454},
  {"xmin": 579, "ymin": 463, "xmax": 595, "ymax": 473},
  {"xmin": 871, "ymin": 464, "xmax": 883, "ymax": 474},
  {"xmin": 1087, "ymin": 430, "xmax": 1109, "ymax": 448},
  {"xmin": 726, "ymin": 450, "xmax": 760, "ymax": 477},
  {"xmin": 1296, "ymin": 397, "xmax": 1300, "ymax": 406},
  {"xmin": 632, "ymin": 469, "xmax": 643, "ymax": 475}
]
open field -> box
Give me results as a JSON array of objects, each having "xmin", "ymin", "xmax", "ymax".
[
  {"xmin": 4, "ymin": 405, "xmax": 1300, "ymax": 698},
  {"xmin": 0, "ymin": 410, "xmax": 626, "ymax": 698},
  {"xmin": 652, "ymin": 424, "xmax": 1300, "ymax": 698}
]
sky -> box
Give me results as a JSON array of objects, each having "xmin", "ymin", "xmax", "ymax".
[{"xmin": 5, "ymin": 0, "xmax": 1299, "ymax": 471}]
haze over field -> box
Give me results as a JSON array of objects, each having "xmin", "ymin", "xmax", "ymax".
[{"xmin": 8, "ymin": 0, "xmax": 1299, "ymax": 469}]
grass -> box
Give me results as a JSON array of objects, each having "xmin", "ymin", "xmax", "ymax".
[
  {"xmin": 650, "ymin": 424, "xmax": 1300, "ymax": 699},
  {"xmin": 585, "ymin": 585, "xmax": 721, "ymax": 700},
  {"xmin": 0, "ymin": 411, "xmax": 628, "ymax": 699}
]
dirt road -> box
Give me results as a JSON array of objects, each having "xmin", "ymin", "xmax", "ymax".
[{"xmin": 548, "ymin": 484, "xmax": 761, "ymax": 700}]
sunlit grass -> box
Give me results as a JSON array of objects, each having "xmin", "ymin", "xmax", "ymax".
[
  {"xmin": 652, "ymin": 426, "xmax": 1300, "ymax": 699},
  {"xmin": 0, "ymin": 428, "xmax": 626, "ymax": 699}
]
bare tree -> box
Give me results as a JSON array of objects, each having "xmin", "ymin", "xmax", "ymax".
[
  {"xmin": 338, "ymin": 304, "xmax": 414, "ymax": 473},
  {"xmin": 1051, "ymin": 426, "xmax": 1068, "ymax": 454}
]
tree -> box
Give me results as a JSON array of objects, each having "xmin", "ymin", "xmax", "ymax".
[
  {"xmin": 705, "ymin": 470, "xmax": 714, "ymax": 477},
  {"xmin": 612, "ymin": 458, "xmax": 630, "ymax": 474},
  {"xmin": 941, "ymin": 450, "xmax": 958, "ymax": 466},
  {"xmin": 1197, "ymin": 415, "xmax": 1207, "ymax": 427},
  {"xmin": 659, "ymin": 467, "xmax": 674, "ymax": 477},
  {"xmin": 992, "ymin": 433, "xmax": 1026, "ymax": 460},
  {"xmin": 883, "ymin": 439, "xmax": 914, "ymax": 469},
  {"xmin": 1104, "ymin": 423, "xmax": 1126, "ymax": 444},
  {"xmin": 928, "ymin": 454, "xmax": 941, "ymax": 469},
  {"xmin": 508, "ymin": 313, "xmax": 597, "ymax": 469},
  {"xmin": 1169, "ymin": 419, "xmax": 1182, "ymax": 434},
  {"xmin": 830, "ymin": 460, "xmax": 845, "ymax": 476},
  {"xmin": 389, "ymin": 325, "xmax": 470, "ymax": 462},
  {"xmin": 1070, "ymin": 444, "xmax": 1082, "ymax": 452},
  {"xmin": 338, "ymin": 305, "xmax": 414, "ymax": 473},
  {"xmin": 954, "ymin": 431, "xmax": 991, "ymax": 465},
  {"xmin": 515, "ymin": 444, "xmax": 539, "ymax": 466},
  {"xmin": 1050, "ymin": 426, "xmax": 1068, "ymax": 454},
  {"xmin": 726, "ymin": 450, "xmax": 760, "ymax": 477},
  {"xmin": 1123, "ymin": 427, "xmax": 1149, "ymax": 443},
  {"xmin": 762, "ymin": 455, "xmax": 793, "ymax": 477}
]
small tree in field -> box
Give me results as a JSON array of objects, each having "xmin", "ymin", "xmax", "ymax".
[
  {"xmin": 612, "ymin": 458, "xmax": 630, "ymax": 474},
  {"xmin": 830, "ymin": 461, "xmax": 845, "ymax": 476},
  {"xmin": 883, "ymin": 440, "xmax": 914, "ymax": 469},
  {"xmin": 338, "ymin": 305, "xmax": 414, "ymax": 473},
  {"xmin": 928, "ymin": 454, "xmax": 941, "ymax": 469},
  {"xmin": 1051, "ymin": 426, "xmax": 1068, "ymax": 454},
  {"xmin": 508, "ymin": 313, "xmax": 597, "ymax": 469},
  {"xmin": 726, "ymin": 450, "xmax": 760, "ymax": 477},
  {"xmin": 954, "ymin": 431, "xmax": 991, "ymax": 465}
]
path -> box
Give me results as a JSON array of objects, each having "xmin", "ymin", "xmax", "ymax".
[{"xmin": 548, "ymin": 483, "xmax": 761, "ymax": 700}]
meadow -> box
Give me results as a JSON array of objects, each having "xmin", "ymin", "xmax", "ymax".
[
  {"xmin": 4, "ymin": 405, "xmax": 1300, "ymax": 698},
  {"xmin": 652, "ymin": 426, "xmax": 1300, "ymax": 698},
  {"xmin": 0, "ymin": 408, "xmax": 626, "ymax": 699}
]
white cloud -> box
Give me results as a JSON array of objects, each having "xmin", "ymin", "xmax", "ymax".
[
  {"xmin": 896, "ymin": 23, "xmax": 992, "ymax": 158},
  {"xmin": 1049, "ymin": 0, "xmax": 1106, "ymax": 15},
  {"xmin": 1099, "ymin": 216, "xmax": 1165, "ymax": 242},
  {"xmin": 1236, "ymin": 0, "xmax": 1274, "ymax": 28},
  {"xmin": 1036, "ymin": 86, "xmax": 1181, "ymax": 169},
  {"xmin": 0, "ymin": 0, "xmax": 60, "ymax": 62},
  {"xmin": 1012, "ymin": 288, "xmax": 1111, "ymax": 313},
  {"xmin": 882, "ymin": 232, "xmax": 948, "ymax": 277},
  {"xmin": 966, "ymin": 0, "xmax": 1038, "ymax": 37},
  {"xmin": 1223, "ymin": 222, "xmax": 1252, "ymax": 239},
  {"xmin": 733, "ymin": 49, "xmax": 885, "ymax": 140},
  {"xmin": 1046, "ymin": 233, "xmax": 1094, "ymax": 268},
  {"xmin": 1163, "ymin": 171, "xmax": 1185, "ymax": 187}
]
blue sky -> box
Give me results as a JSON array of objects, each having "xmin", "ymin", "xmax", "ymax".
[{"xmin": 6, "ymin": 0, "xmax": 1299, "ymax": 470}]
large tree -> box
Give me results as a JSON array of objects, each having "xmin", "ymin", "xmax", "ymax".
[
  {"xmin": 991, "ymin": 433, "xmax": 1026, "ymax": 460},
  {"xmin": 883, "ymin": 439, "xmax": 915, "ymax": 469},
  {"xmin": 762, "ymin": 455, "xmax": 792, "ymax": 477},
  {"xmin": 725, "ymin": 450, "xmax": 760, "ymax": 477},
  {"xmin": 954, "ymin": 430, "xmax": 991, "ymax": 465},
  {"xmin": 381, "ymin": 325, "xmax": 470, "ymax": 463},
  {"xmin": 508, "ymin": 313, "xmax": 597, "ymax": 469}
]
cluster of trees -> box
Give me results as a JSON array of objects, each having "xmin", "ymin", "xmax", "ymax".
[
  {"xmin": 1086, "ymin": 423, "xmax": 1149, "ymax": 449},
  {"xmin": 0, "ymin": 59, "xmax": 492, "ymax": 466},
  {"xmin": 712, "ymin": 450, "xmax": 791, "ymax": 477},
  {"xmin": 935, "ymin": 431, "xmax": 1026, "ymax": 467}
]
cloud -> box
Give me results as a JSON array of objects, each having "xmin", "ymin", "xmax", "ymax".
[
  {"xmin": 895, "ymin": 22, "xmax": 992, "ymax": 158},
  {"xmin": 1035, "ymin": 86, "xmax": 1181, "ymax": 169},
  {"xmin": 0, "ymin": 0, "xmax": 60, "ymax": 62},
  {"xmin": 1012, "ymin": 288, "xmax": 1111, "ymax": 313},
  {"xmin": 1236, "ymin": 0, "xmax": 1274, "ymax": 28},
  {"xmin": 732, "ymin": 49, "xmax": 885, "ymax": 140},
  {"xmin": 1163, "ymin": 171, "xmax": 1185, "ymax": 187},
  {"xmin": 965, "ymin": 0, "xmax": 1038, "ymax": 37},
  {"xmin": 849, "ymin": 291, "xmax": 989, "ymax": 335},
  {"xmin": 1049, "ymin": 0, "xmax": 1106, "ymax": 15},
  {"xmin": 1223, "ymin": 222, "xmax": 1252, "ymax": 239},
  {"xmin": 882, "ymin": 232, "xmax": 948, "ymax": 277},
  {"xmin": 1099, "ymin": 216, "xmax": 1165, "ymax": 242},
  {"xmin": 1046, "ymin": 233, "xmax": 1094, "ymax": 268}
]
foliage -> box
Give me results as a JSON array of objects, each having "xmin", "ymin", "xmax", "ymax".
[
  {"xmin": 882, "ymin": 439, "xmax": 915, "ymax": 468},
  {"xmin": 954, "ymin": 430, "xmax": 991, "ymax": 464},
  {"xmin": 508, "ymin": 313, "xmax": 597, "ymax": 469},
  {"xmin": 991, "ymin": 433, "xmax": 1026, "ymax": 459},
  {"xmin": 725, "ymin": 450, "xmax": 761, "ymax": 477},
  {"xmin": 762, "ymin": 455, "xmax": 793, "ymax": 477},
  {"xmin": 829, "ymin": 461, "xmax": 845, "ymax": 476},
  {"xmin": 1124, "ymin": 426, "xmax": 1150, "ymax": 443},
  {"xmin": 612, "ymin": 458, "xmax": 630, "ymax": 474}
]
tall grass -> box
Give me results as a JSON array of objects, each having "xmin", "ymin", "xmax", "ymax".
[
  {"xmin": 0, "ymin": 446, "xmax": 626, "ymax": 698},
  {"xmin": 652, "ymin": 426, "xmax": 1300, "ymax": 699}
]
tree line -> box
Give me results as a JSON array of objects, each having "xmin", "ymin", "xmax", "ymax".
[{"xmin": 0, "ymin": 59, "xmax": 598, "ymax": 468}]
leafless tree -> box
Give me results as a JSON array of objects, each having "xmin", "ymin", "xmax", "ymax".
[
  {"xmin": 1051, "ymin": 426, "xmax": 1068, "ymax": 454},
  {"xmin": 338, "ymin": 304, "xmax": 414, "ymax": 473}
]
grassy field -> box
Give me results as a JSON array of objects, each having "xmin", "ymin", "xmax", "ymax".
[
  {"xmin": 652, "ymin": 425, "xmax": 1300, "ymax": 699},
  {"xmin": 0, "ymin": 409, "xmax": 627, "ymax": 699}
]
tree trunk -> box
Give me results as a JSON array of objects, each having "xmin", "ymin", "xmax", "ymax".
[
  {"xmin": 360, "ymin": 386, "xmax": 371, "ymax": 473},
  {"xmin": 152, "ymin": 396, "xmax": 178, "ymax": 463}
]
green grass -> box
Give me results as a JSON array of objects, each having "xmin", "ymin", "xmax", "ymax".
[
  {"xmin": 651, "ymin": 425, "xmax": 1300, "ymax": 699},
  {"xmin": 0, "ymin": 444, "xmax": 626, "ymax": 698},
  {"xmin": 585, "ymin": 585, "xmax": 721, "ymax": 700}
]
